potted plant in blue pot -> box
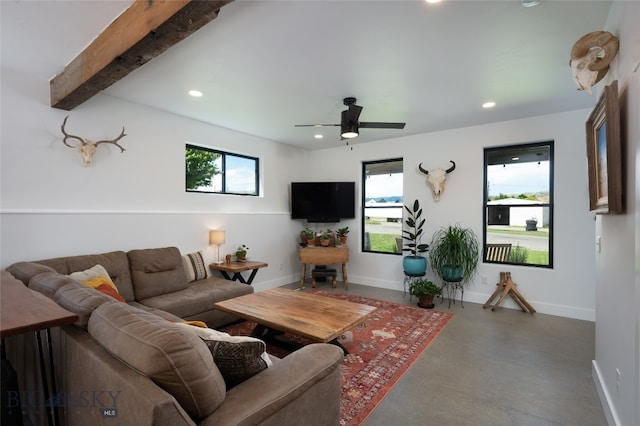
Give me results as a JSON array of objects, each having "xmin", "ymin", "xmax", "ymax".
[
  {"xmin": 402, "ymin": 199, "xmax": 429, "ymax": 275},
  {"xmin": 429, "ymin": 224, "xmax": 479, "ymax": 283}
]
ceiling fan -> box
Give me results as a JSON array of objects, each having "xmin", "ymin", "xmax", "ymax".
[{"xmin": 295, "ymin": 97, "xmax": 406, "ymax": 140}]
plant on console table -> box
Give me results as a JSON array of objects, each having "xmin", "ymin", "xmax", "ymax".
[
  {"xmin": 319, "ymin": 231, "xmax": 331, "ymax": 247},
  {"xmin": 235, "ymin": 244, "xmax": 249, "ymax": 261},
  {"xmin": 336, "ymin": 227, "xmax": 349, "ymax": 245},
  {"xmin": 402, "ymin": 199, "xmax": 429, "ymax": 275},
  {"xmin": 300, "ymin": 227, "xmax": 315, "ymax": 245},
  {"xmin": 409, "ymin": 279, "xmax": 442, "ymax": 309}
]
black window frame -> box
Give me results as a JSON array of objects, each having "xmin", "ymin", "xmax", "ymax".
[
  {"xmin": 185, "ymin": 143, "xmax": 259, "ymax": 196},
  {"xmin": 362, "ymin": 158, "xmax": 404, "ymax": 255},
  {"xmin": 483, "ymin": 141, "xmax": 554, "ymax": 268}
]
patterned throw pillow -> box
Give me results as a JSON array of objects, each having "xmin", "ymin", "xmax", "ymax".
[
  {"xmin": 69, "ymin": 264, "xmax": 125, "ymax": 302},
  {"xmin": 79, "ymin": 276, "xmax": 125, "ymax": 302},
  {"xmin": 182, "ymin": 251, "xmax": 210, "ymax": 282},
  {"xmin": 178, "ymin": 323, "xmax": 272, "ymax": 388}
]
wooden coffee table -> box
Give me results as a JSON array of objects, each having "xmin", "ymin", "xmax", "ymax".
[{"xmin": 213, "ymin": 288, "xmax": 376, "ymax": 354}]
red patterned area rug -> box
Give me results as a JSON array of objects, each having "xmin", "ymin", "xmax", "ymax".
[{"xmin": 221, "ymin": 289, "xmax": 453, "ymax": 426}]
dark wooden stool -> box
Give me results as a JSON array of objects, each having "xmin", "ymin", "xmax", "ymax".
[{"xmin": 311, "ymin": 268, "xmax": 337, "ymax": 288}]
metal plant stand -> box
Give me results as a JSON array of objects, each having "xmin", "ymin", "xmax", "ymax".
[
  {"xmin": 403, "ymin": 271, "xmax": 426, "ymax": 301},
  {"xmin": 440, "ymin": 280, "xmax": 464, "ymax": 308}
]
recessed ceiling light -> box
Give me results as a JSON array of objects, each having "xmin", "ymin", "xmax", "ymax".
[
  {"xmin": 314, "ymin": 134, "xmax": 323, "ymax": 139},
  {"xmin": 482, "ymin": 101, "xmax": 496, "ymax": 109},
  {"xmin": 425, "ymin": 0, "xmax": 442, "ymax": 3},
  {"xmin": 188, "ymin": 90, "xmax": 203, "ymax": 97},
  {"xmin": 521, "ymin": 0, "xmax": 541, "ymax": 7}
]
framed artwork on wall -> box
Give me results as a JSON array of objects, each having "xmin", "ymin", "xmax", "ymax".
[{"xmin": 585, "ymin": 80, "xmax": 622, "ymax": 214}]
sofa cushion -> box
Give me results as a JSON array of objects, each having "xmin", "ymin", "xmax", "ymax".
[
  {"xmin": 88, "ymin": 302, "xmax": 225, "ymax": 420},
  {"xmin": 127, "ymin": 302, "xmax": 185, "ymax": 323},
  {"xmin": 177, "ymin": 323, "xmax": 272, "ymax": 388},
  {"xmin": 36, "ymin": 251, "xmax": 135, "ymax": 302},
  {"xmin": 182, "ymin": 251, "xmax": 210, "ymax": 282},
  {"xmin": 69, "ymin": 264, "xmax": 125, "ymax": 302},
  {"xmin": 28, "ymin": 272, "xmax": 76, "ymax": 299},
  {"xmin": 54, "ymin": 283, "xmax": 116, "ymax": 329},
  {"xmin": 138, "ymin": 277, "xmax": 252, "ymax": 320},
  {"xmin": 6, "ymin": 262, "xmax": 57, "ymax": 285},
  {"xmin": 128, "ymin": 247, "xmax": 188, "ymax": 300}
]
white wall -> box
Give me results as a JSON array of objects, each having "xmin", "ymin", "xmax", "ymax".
[
  {"xmin": 0, "ymin": 66, "xmax": 310, "ymax": 292},
  {"xmin": 591, "ymin": 2, "xmax": 640, "ymax": 426},
  {"xmin": 305, "ymin": 109, "xmax": 597, "ymax": 321}
]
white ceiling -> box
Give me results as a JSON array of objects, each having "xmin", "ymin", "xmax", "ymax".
[{"xmin": 1, "ymin": 0, "xmax": 612, "ymax": 150}]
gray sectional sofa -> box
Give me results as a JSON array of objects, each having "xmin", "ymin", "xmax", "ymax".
[{"xmin": 3, "ymin": 247, "xmax": 343, "ymax": 425}]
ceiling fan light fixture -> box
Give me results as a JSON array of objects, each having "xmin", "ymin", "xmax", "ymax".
[
  {"xmin": 341, "ymin": 122, "xmax": 359, "ymax": 139},
  {"xmin": 521, "ymin": 0, "xmax": 541, "ymax": 7}
]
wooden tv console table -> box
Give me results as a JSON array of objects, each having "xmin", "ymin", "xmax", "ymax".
[{"xmin": 299, "ymin": 246, "xmax": 349, "ymax": 289}]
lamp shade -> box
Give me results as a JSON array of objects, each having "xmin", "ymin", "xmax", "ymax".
[{"xmin": 209, "ymin": 230, "xmax": 225, "ymax": 245}]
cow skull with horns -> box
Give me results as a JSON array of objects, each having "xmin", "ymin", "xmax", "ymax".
[
  {"xmin": 61, "ymin": 116, "xmax": 127, "ymax": 166},
  {"xmin": 418, "ymin": 161, "xmax": 456, "ymax": 201}
]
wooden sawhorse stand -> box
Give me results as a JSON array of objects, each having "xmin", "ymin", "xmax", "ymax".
[{"xmin": 483, "ymin": 272, "xmax": 536, "ymax": 314}]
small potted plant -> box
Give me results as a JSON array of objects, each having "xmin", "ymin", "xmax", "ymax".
[
  {"xmin": 319, "ymin": 231, "xmax": 331, "ymax": 247},
  {"xmin": 235, "ymin": 244, "xmax": 249, "ymax": 261},
  {"xmin": 336, "ymin": 226, "xmax": 349, "ymax": 244},
  {"xmin": 300, "ymin": 227, "xmax": 315, "ymax": 245},
  {"xmin": 409, "ymin": 279, "xmax": 442, "ymax": 309}
]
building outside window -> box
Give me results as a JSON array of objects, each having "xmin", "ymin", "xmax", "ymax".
[
  {"xmin": 362, "ymin": 158, "xmax": 403, "ymax": 254},
  {"xmin": 483, "ymin": 141, "xmax": 553, "ymax": 267}
]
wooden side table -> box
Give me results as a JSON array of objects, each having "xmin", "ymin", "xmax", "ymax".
[
  {"xmin": 1, "ymin": 270, "xmax": 79, "ymax": 426},
  {"xmin": 299, "ymin": 247, "xmax": 349, "ymax": 289},
  {"xmin": 209, "ymin": 260, "xmax": 268, "ymax": 285}
]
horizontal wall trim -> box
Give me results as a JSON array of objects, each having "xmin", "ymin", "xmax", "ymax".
[{"xmin": 0, "ymin": 209, "xmax": 291, "ymax": 216}]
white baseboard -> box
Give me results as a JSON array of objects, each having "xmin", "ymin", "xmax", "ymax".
[
  {"xmin": 592, "ymin": 360, "xmax": 621, "ymax": 426},
  {"xmin": 339, "ymin": 276, "xmax": 595, "ymax": 321}
]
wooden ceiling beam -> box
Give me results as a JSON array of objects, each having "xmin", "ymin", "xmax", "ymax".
[{"xmin": 50, "ymin": 0, "xmax": 233, "ymax": 110}]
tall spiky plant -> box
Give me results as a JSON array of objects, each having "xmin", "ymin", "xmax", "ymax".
[
  {"xmin": 402, "ymin": 199, "xmax": 429, "ymax": 256},
  {"xmin": 429, "ymin": 224, "xmax": 479, "ymax": 282}
]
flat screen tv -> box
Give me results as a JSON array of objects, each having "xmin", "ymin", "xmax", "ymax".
[{"xmin": 291, "ymin": 182, "xmax": 355, "ymax": 222}]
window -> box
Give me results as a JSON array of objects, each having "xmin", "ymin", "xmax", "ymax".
[
  {"xmin": 483, "ymin": 141, "xmax": 553, "ymax": 267},
  {"xmin": 185, "ymin": 144, "xmax": 259, "ymax": 196},
  {"xmin": 362, "ymin": 159, "xmax": 403, "ymax": 254}
]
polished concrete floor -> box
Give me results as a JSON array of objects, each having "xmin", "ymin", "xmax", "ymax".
[{"xmin": 281, "ymin": 281, "xmax": 607, "ymax": 426}]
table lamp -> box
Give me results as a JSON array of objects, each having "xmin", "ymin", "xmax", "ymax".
[{"xmin": 209, "ymin": 229, "xmax": 225, "ymax": 264}]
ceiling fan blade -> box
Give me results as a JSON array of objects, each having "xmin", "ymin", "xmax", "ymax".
[
  {"xmin": 294, "ymin": 124, "xmax": 340, "ymax": 127},
  {"xmin": 359, "ymin": 122, "xmax": 406, "ymax": 129},
  {"xmin": 296, "ymin": 97, "xmax": 406, "ymax": 137}
]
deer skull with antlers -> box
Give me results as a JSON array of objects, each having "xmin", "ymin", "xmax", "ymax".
[
  {"xmin": 418, "ymin": 161, "xmax": 456, "ymax": 201},
  {"xmin": 61, "ymin": 116, "xmax": 127, "ymax": 166}
]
